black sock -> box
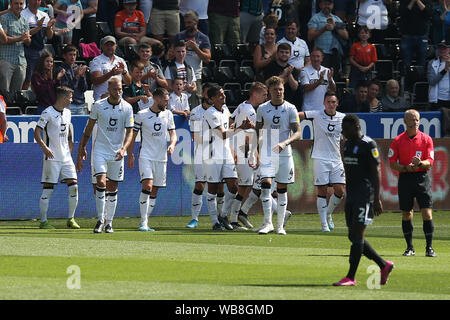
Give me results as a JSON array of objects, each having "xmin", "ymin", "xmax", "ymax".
[
  {"xmin": 347, "ymin": 240, "xmax": 364, "ymax": 280},
  {"xmin": 363, "ymin": 239, "xmax": 385, "ymax": 269},
  {"xmin": 402, "ymin": 220, "xmax": 414, "ymax": 249},
  {"xmin": 423, "ymin": 220, "xmax": 434, "ymax": 248}
]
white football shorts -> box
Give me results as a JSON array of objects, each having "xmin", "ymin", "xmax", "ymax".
[
  {"xmin": 139, "ymin": 158, "xmax": 167, "ymax": 187},
  {"xmin": 92, "ymin": 152, "xmax": 124, "ymax": 182},
  {"xmin": 313, "ymin": 158, "xmax": 345, "ymax": 186},
  {"xmin": 204, "ymin": 159, "xmax": 238, "ymax": 183},
  {"xmin": 259, "ymin": 156, "xmax": 295, "ymax": 184},
  {"xmin": 41, "ymin": 159, "xmax": 77, "ymax": 184}
]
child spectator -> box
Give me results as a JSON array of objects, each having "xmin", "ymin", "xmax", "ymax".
[
  {"xmin": 136, "ymin": 42, "xmax": 168, "ymax": 92},
  {"xmin": 56, "ymin": 44, "xmax": 88, "ymax": 115},
  {"xmin": 348, "ymin": 26, "xmax": 377, "ymax": 89},
  {"xmin": 31, "ymin": 51, "xmax": 66, "ymax": 114},
  {"xmin": 168, "ymin": 78, "xmax": 190, "ymax": 119},
  {"xmin": 123, "ymin": 61, "xmax": 153, "ymax": 114}
]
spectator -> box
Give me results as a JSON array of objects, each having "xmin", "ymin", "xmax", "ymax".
[
  {"xmin": 428, "ymin": 39, "xmax": 450, "ymax": 109},
  {"xmin": 72, "ymin": 0, "xmax": 98, "ymax": 46},
  {"xmin": 348, "ymin": 25, "xmax": 377, "ymax": 89},
  {"xmin": 300, "ymin": 47, "xmax": 336, "ymax": 111},
  {"xmin": 174, "ymin": 10, "xmax": 210, "ymax": 107},
  {"xmin": 240, "ymin": 0, "xmax": 264, "ymax": 46},
  {"xmin": 339, "ymin": 81, "xmax": 370, "ymax": 113},
  {"xmin": 31, "ymin": 51, "xmax": 66, "ymax": 113},
  {"xmin": 254, "ymin": 26, "xmax": 277, "ymax": 81},
  {"xmin": 357, "ymin": 0, "xmax": 391, "ymax": 44},
  {"xmin": 53, "ymin": 0, "xmax": 84, "ymax": 45},
  {"xmin": 40, "ymin": 0, "xmax": 55, "ymax": 18},
  {"xmin": 135, "ymin": 42, "xmax": 168, "ymax": 91},
  {"xmin": 150, "ymin": 40, "xmax": 166, "ymax": 69},
  {"xmin": 208, "ymin": 0, "xmax": 240, "ymax": 49},
  {"xmin": 168, "ymin": 77, "xmax": 190, "ymax": 118},
  {"xmin": 258, "ymin": 12, "xmax": 278, "ymax": 45},
  {"xmin": 440, "ymin": 0, "xmax": 450, "ymax": 41},
  {"xmin": 268, "ymin": 0, "xmax": 295, "ymax": 41},
  {"xmin": 139, "ymin": 0, "xmax": 153, "ymax": 33},
  {"xmin": 380, "ymin": 79, "xmax": 409, "ymax": 112},
  {"xmin": 164, "ymin": 40, "xmax": 197, "ymax": 97},
  {"xmin": 334, "ymin": 0, "xmax": 357, "ymax": 23},
  {"xmin": 56, "ymin": 44, "xmax": 88, "ymax": 115},
  {"xmin": 123, "ymin": 60, "xmax": 152, "ymax": 114},
  {"xmin": 114, "ymin": 0, "xmax": 152, "ymax": 48},
  {"xmin": 0, "ymin": 0, "xmax": 31, "ymax": 102},
  {"xmin": 263, "ymin": 42, "xmax": 300, "ymax": 106},
  {"xmin": 307, "ymin": 0, "xmax": 349, "ymax": 75},
  {"xmin": 277, "ymin": 19, "xmax": 310, "ymax": 73},
  {"xmin": 368, "ymin": 80, "xmax": 383, "ymax": 112},
  {"xmin": 21, "ymin": 0, "xmax": 56, "ymax": 90},
  {"xmin": 431, "ymin": 0, "xmax": 446, "ymax": 45},
  {"xmin": 89, "ymin": 35, "xmax": 132, "ymax": 101},
  {"xmin": 0, "ymin": 94, "xmax": 7, "ymax": 143},
  {"xmin": 399, "ymin": 0, "xmax": 432, "ymax": 75},
  {"xmin": 179, "ymin": 0, "xmax": 209, "ymax": 36},
  {"xmin": 151, "ymin": 0, "xmax": 180, "ymax": 44}
]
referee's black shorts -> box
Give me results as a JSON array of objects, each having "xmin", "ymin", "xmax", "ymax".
[{"xmin": 398, "ymin": 171, "xmax": 433, "ymax": 211}]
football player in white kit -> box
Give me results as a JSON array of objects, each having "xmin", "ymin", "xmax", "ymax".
[
  {"xmin": 298, "ymin": 91, "xmax": 346, "ymax": 232},
  {"xmin": 186, "ymin": 83, "xmax": 215, "ymax": 228},
  {"xmin": 127, "ymin": 88, "xmax": 177, "ymax": 231},
  {"xmin": 229, "ymin": 81, "xmax": 268, "ymax": 230},
  {"xmin": 34, "ymin": 86, "xmax": 80, "ymax": 229},
  {"xmin": 76, "ymin": 78, "xmax": 134, "ymax": 233},
  {"xmin": 255, "ymin": 76, "xmax": 302, "ymax": 235},
  {"xmin": 202, "ymin": 85, "xmax": 253, "ymax": 230}
]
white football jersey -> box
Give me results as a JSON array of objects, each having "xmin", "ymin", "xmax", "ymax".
[
  {"xmin": 202, "ymin": 105, "xmax": 233, "ymax": 161},
  {"xmin": 36, "ymin": 106, "xmax": 72, "ymax": 162},
  {"xmin": 189, "ymin": 103, "xmax": 209, "ymax": 157},
  {"xmin": 304, "ymin": 109, "xmax": 345, "ymax": 162},
  {"xmin": 256, "ymin": 100, "xmax": 300, "ymax": 158},
  {"xmin": 300, "ymin": 65, "xmax": 332, "ymax": 111},
  {"xmin": 168, "ymin": 92, "xmax": 190, "ymax": 112},
  {"xmin": 134, "ymin": 108, "xmax": 175, "ymax": 162},
  {"xmin": 90, "ymin": 98, "xmax": 134, "ymax": 157},
  {"xmin": 231, "ymin": 101, "xmax": 257, "ymax": 159},
  {"xmin": 277, "ymin": 37, "xmax": 310, "ymax": 69}
]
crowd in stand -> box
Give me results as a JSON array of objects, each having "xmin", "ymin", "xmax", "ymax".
[{"xmin": 1, "ymin": 0, "xmax": 450, "ymax": 126}]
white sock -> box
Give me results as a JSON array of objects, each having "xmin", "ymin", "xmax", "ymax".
[
  {"xmin": 277, "ymin": 192, "xmax": 287, "ymax": 230},
  {"xmin": 191, "ymin": 191, "xmax": 203, "ymax": 221},
  {"xmin": 39, "ymin": 188, "xmax": 54, "ymax": 222},
  {"xmin": 147, "ymin": 197, "xmax": 156, "ymax": 216},
  {"xmin": 105, "ymin": 190, "xmax": 118, "ymax": 225},
  {"xmin": 272, "ymin": 197, "xmax": 278, "ymax": 214},
  {"xmin": 95, "ymin": 187, "xmax": 106, "ymax": 223},
  {"xmin": 139, "ymin": 190, "xmax": 150, "ymax": 226},
  {"xmin": 216, "ymin": 193, "xmax": 224, "ymax": 217},
  {"xmin": 241, "ymin": 190, "xmax": 258, "ymax": 214},
  {"xmin": 260, "ymin": 187, "xmax": 272, "ymax": 225},
  {"xmin": 317, "ymin": 196, "xmax": 328, "ymax": 225},
  {"xmin": 327, "ymin": 193, "xmax": 343, "ymax": 218},
  {"xmin": 206, "ymin": 192, "xmax": 219, "ymax": 224},
  {"xmin": 222, "ymin": 191, "xmax": 235, "ymax": 218},
  {"xmin": 230, "ymin": 195, "xmax": 243, "ymax": 223},
  {"xmin": 67, "ymin": 184, "xmax": 78, "ymax": 219}
]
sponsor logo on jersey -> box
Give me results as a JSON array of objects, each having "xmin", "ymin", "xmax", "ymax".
[{"xmin": 371, "ymin": 148, "xmax": 379, "ymax": 158}]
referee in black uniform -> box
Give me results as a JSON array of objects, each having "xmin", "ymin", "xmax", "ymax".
[{"xmin": 333, "ymin": 114, "xmax": 394, "ymax": 286}]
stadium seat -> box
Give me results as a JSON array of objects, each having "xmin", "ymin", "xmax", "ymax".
[
  {"xmin": 234, "ymin": 43, "xmax": 252, "ymax": 60},
  {"xmin": 238, "ymin": 66, "xmax": 255, "ymax": 85},
  {"xmin": 215, "ymin": 66, "xmax": 235, "ymax": 85},
  {"xmin": 244, "ymin": 82, "xmax": 253, "ymax": 90},
  {"xmin": 224, "ymin": 83, "xmax": 242, "ymax": 105},
  {"xmin": 219, "ymin": 60, "xmax": 239, "ymax": 77},
  {"xmin": 212, "ymin": 44, "xmax": 233, "ymax": 62},
  {"xmin": 96, "ymin": 21, "xmax": 113, "ymax": 38},
  {"xmin": 411, "ymin": 82, "xmax": 429, "ymax": 109},
  {"xmin": 224, "ymin": 89, "xmax": 240, "ymax": 107},
  {"xmin": 202, "ymin": 67, "xmax": 214, "ymax": 83},
  {"xmin": 373, "ymin": 44, "xmax": 386, "ymax": 60},
  {"xmin": 13, "ymin": 90, "xmax": 37, "ymax": 113},
  {"xmin": 240, "ymin": 89, "xmax": 250, "ymax": 101},
  {"xmin": 25, "ymin": 106, "xmax": 38, "ymax": 115},
  {"xmin": 6, "ymin": 106, "xmax": 22, "ymax": 115},
  {"xmin": 44, "ymin": 43, "xmax": 56, "ymax": 57},
  {"xmin": 405, "ymin": 65, "xmax": 426, "ymax": 92},
  {"xmin": 373, "ymin": 60, "xmax": 397, "ymax": 81},
  {"xmin": 383, "ymin": 38, "xmax": 401, "ymax": 61},
  {"xmin": 240, "ymin": 59, "xmax": 253, "ymax": 68}
]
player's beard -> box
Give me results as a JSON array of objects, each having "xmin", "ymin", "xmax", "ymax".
[{"xmin": 158, "ymin": 104, "xmax": 166, "ymax": 111}]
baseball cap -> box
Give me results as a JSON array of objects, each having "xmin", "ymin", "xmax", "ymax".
[
  {"xmin": 100, "ymin": 35, "xmax": 117, "ymax": 46},
  {"xmin": 437, "ymin": 39, "xmax": 450, "ymax": 48}
]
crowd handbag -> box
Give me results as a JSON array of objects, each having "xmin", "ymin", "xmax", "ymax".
[{"xmin": 79, "ymin": 42, "xmax": 101, "ymax": 59}]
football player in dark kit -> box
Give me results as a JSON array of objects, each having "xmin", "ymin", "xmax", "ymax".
[{"xmin": 333, "ymin": 114, "xmax": 394, "ymax": 287}]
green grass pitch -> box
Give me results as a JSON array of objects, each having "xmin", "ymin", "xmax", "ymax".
[{"xmin": 0, "ymin": 211, "xmax": 449, "ymax": 300}]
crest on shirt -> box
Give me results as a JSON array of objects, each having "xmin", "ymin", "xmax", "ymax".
[
  {"xmin": 371, "ymin": 148, "xmax": 380, "ymax": 159},
  {"xmin": 272, "ymin": 116, "xmax": 280, "ymax": 124},
  {"xmin": 388, "ymin": 148, "xmax": 394, "ymax": 158},
  {"xmin": 327, "ymin": 123, "xmax": 335, "ymax": 132},
  {"xmin": 109, "ymin": 118, "xmax": 117, "ymax": 126}
]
